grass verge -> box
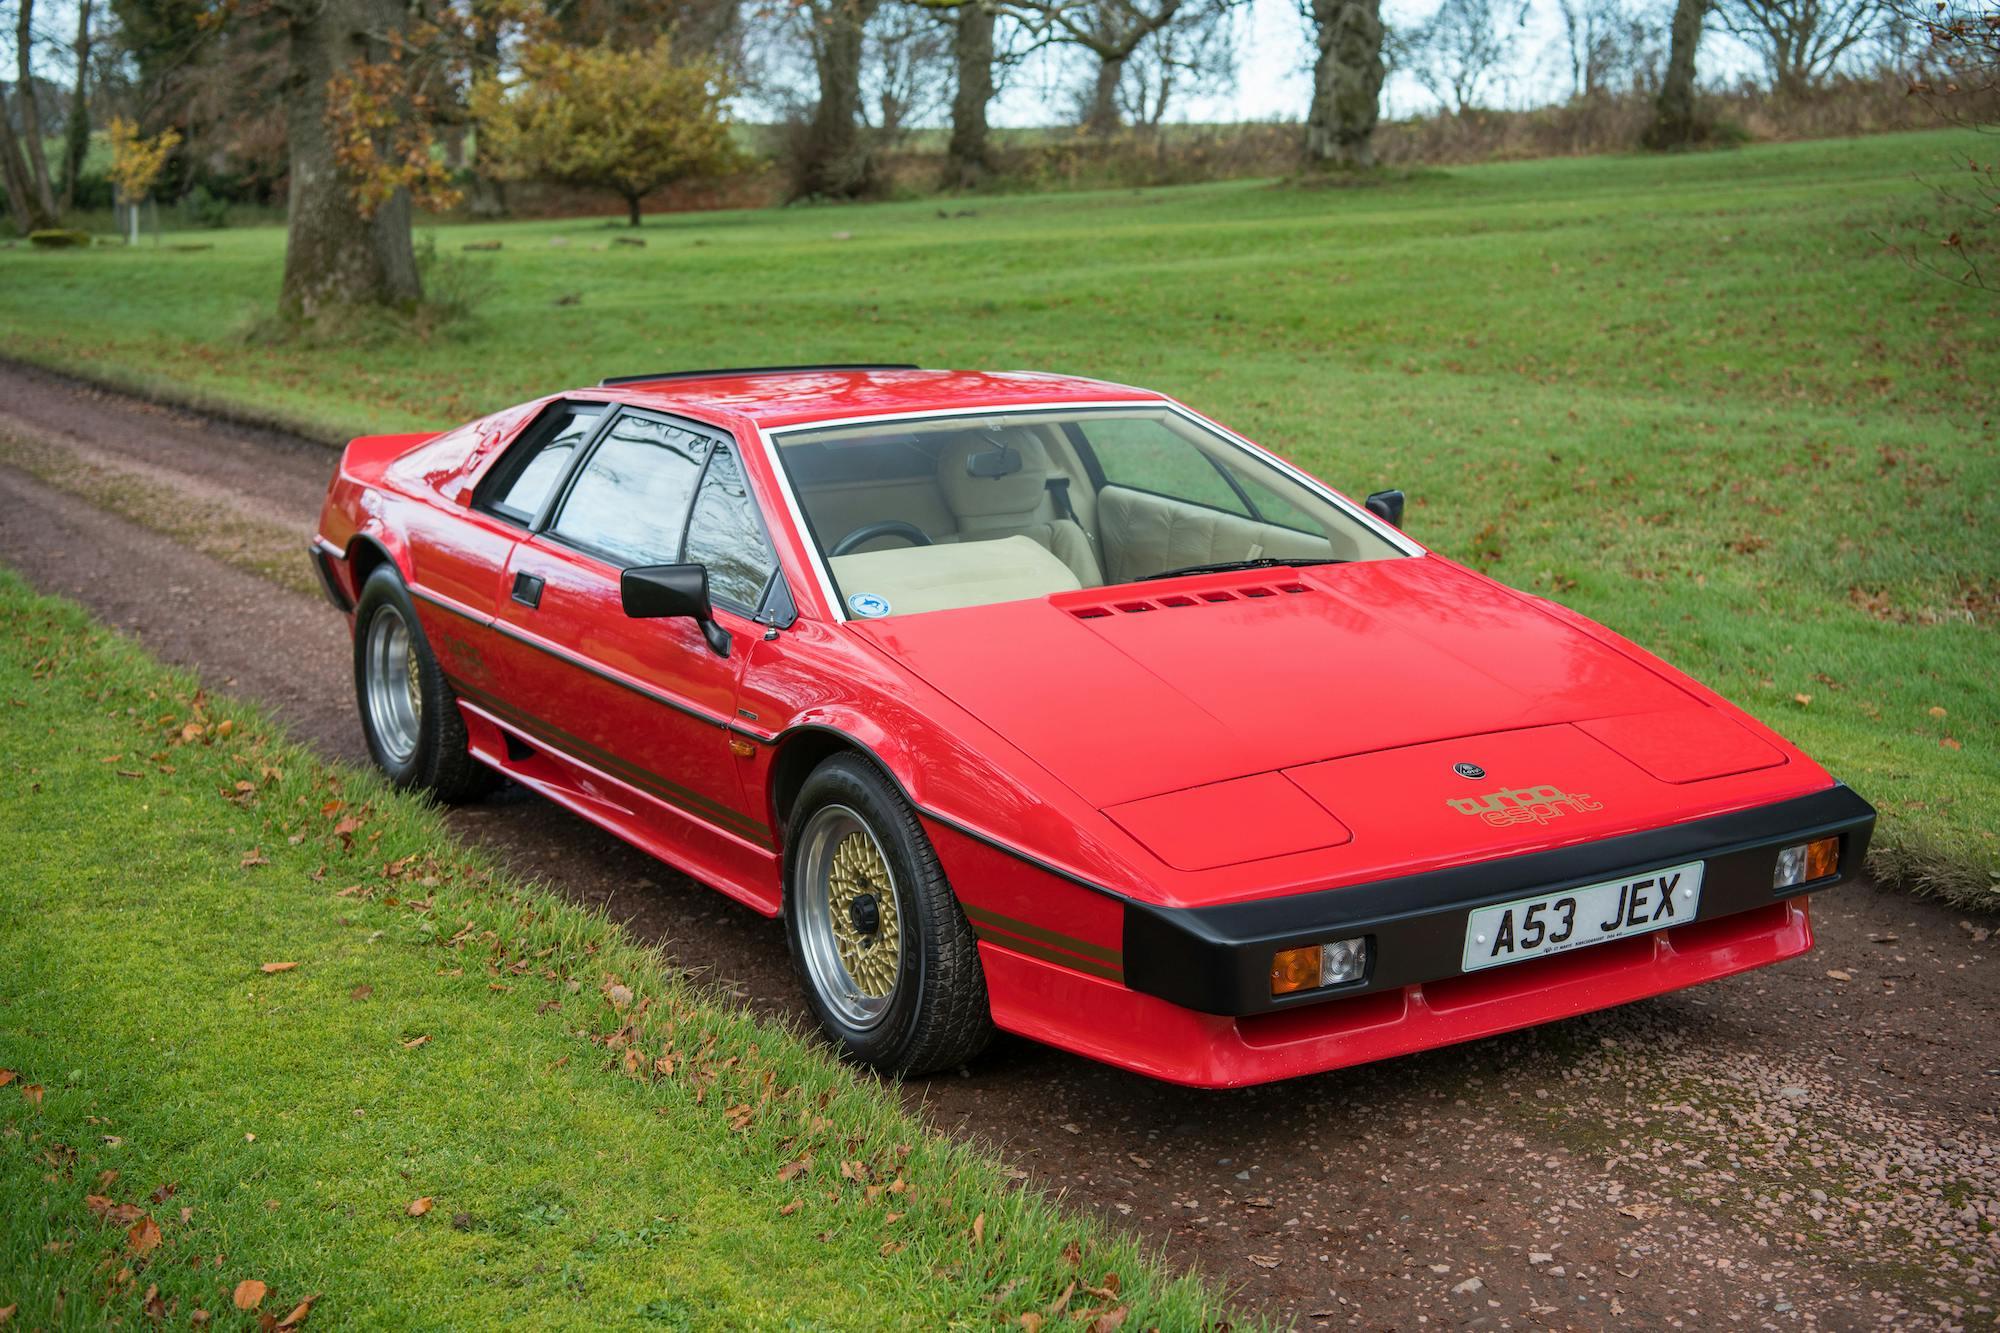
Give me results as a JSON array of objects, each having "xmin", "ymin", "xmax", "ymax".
[
  {"xmin": 0, "ymin": 566, "xmax": 1236, "ymax": 1330},
  {"xmin": 0, "ymin": 131, "xmax": 1994, "ymax": 905}
]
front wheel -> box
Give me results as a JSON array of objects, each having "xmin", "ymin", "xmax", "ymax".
[
  {"xmin": 352, "ymin": 565, "xmax": 495, "ymax": 803},
  {"xmin": 783, "ymin": 754, "xmax": 992, "ymax": 1075}
]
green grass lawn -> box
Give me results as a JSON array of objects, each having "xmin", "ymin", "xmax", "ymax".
[
  {"xmin": 0, "ymin": 570, "xmax": 1233, "ymax": 1330},
  {"xmin": 1, "ymin": 130, "xmax": 1994, "ymax": 903}
]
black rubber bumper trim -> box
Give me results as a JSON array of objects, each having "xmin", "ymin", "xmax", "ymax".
[{"xmin": 1121, "ymin": 784, "xmax": 1876, "ymax": 1017}]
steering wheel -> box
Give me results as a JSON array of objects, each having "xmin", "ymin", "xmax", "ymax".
[{"xmin": 830, "ymin": 520, "xmax": 933, "ymax": 556}]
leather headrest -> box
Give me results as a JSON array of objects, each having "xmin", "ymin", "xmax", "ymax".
[{"xmin": 937, "ymin": 431, "xmax": 1053, "ymax": 520}]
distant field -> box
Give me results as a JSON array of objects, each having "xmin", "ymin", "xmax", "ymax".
[{"xmin": 1, "ymin": 129, "xmax": 1994, "ymax": 902}]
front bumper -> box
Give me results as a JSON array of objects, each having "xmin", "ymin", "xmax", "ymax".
[{"xmin": 1122, "ymin": 783, "xmax": 1875, "ymax": 1017}]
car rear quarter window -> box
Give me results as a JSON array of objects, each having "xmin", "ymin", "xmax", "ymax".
[
  {"xmin": 548, "ymin": 413, "xmax": 711, "ymax": 567},
  {"xmin": 1082, "ymin": 417, "xmax": 1252, "ymax": 517},
  {"xmin": 682, "ymin": 444, "xmax": 777, "ymax": 611},
  {"xmin": 476, "ymin": 402, "xmax": 605, "ymax": 525}
]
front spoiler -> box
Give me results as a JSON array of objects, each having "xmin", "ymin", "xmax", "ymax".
[{"xmin": 1122, "ymin": 784, "xmax": 1875, "ymax": 1017}]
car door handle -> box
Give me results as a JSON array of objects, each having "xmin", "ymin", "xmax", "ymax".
[{"xmin": 511, "ymin": 572, "xmax": 545, "ymax": 608}]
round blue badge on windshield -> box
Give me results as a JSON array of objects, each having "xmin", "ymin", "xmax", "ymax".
[{"xmin": 848, "ymin": 593, "xmax": 891, "ymax": 619}]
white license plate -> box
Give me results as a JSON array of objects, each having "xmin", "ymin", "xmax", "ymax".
[{"xmin": 1461, "ymin": 861, "xmax": 1705, "ymax": 973}]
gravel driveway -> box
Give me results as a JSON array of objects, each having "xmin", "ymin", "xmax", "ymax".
[{"xmin": 2, "ymin": 358, "xmax": 1994, "ymax": 1330}]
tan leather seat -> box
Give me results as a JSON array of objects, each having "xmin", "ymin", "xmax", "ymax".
[{"xmin": 935, "ymin": 433, "xmax": 1104, "ymax": 586}]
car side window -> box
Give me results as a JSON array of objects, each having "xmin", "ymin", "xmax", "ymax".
[
  {"xmin": 682, "ymin": 443, "xmax": 778, "ymax": 612},
  {"xmin": 548, "ymin": 412, "xmax": 711, "ymax": 567},
  {"xmin": 476, "ymin": 402, "xmax": 605, "ymax": 525},
  {"xmin": 1081, "ymin": 417, "xmax": 1252, "ymax": 518}
]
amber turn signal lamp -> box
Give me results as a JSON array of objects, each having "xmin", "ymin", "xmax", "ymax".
[
  {"xmin": 1774, "ymin": 836, "xmax": 1840, "ymax": 889},
  {"xmin": 1271, "ymin": 945, "xmax": 1322, "ymax": 995}
]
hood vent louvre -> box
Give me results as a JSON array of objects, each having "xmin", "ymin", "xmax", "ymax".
[{"xmin": 1068, "ymin": 582, "xmax": 1310, "ymax": 620}]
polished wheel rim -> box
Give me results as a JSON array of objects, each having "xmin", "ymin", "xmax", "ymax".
[
  {"xmin": 364, "ymin": 604, "xmax": 422, "ymax": 766},
  {"xmin": 796, "ymin": 805, "xmax": 903, "ymax": 1030}
]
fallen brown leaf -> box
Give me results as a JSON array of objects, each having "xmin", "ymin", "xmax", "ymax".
[
  {"xmin": 406, "ymin": 1197, "xmax": 432, "ymax": 1217},
  {"xmin": 259, "ymin": 962, "xmax": 299, "ymax": 974},
  {"xmin": 128, "ymin": 1216, "xmax": 162, "ymax": 1255},
  {"xmin": 401, "ymin": 1035, "xmax": 430, "ymax": 1050},
  {"xmin": 777, "ymin": 1155, "xmax": 812, "ymax": 1183},
  {"xmin": 349, "ymin": 985, "xmax": 373, "ymax": 1001},
  {"xmin": 1018, "ymin": 1315, "xmax": 1044, "ymax": 1332},
  {"xmin": 0, "ymin": 1069, "xmax": 14, "ymax": 1088},
  {"xmin": 1827, "ymin": 969, "xmax": 1853, "ymax": 982},
  {"xmin": 275, "ymin": 1294, "xmax": 319, "ymax": 1329},
  {"xmin": 0, "ymin": 1303, "xmax": 16, "ymax": 1322},
  {"xmin": 20, "ymin": 1084, "xmax": 43, "ymax": 1105},
  {"xmin": 972, "ymin": 1212, "xmax": 986, "ymax": 1247},
  {"xmin": 1090, "ymin": 1307, "xmax": 1129, "ymax": 1333},
  {"xmin": 777, "ymin": 1200, "xmax": 802, "ymax": 1216},
  {"xmin": 233, "ymin": 1279, "xmax": 266, "ymax": 1310},
  {"xmin": 240, "ymin": 849, "xmax": 269, "ymax": 868},
  {"xmin": 1248, "ymin": 1254, "xmax": 1280, "ymax": 1269}
]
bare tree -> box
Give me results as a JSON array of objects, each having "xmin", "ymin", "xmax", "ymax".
[
  {"xmin": 59, "ymin": 0, "xmax": 90, "ymax": 210},
  {"xmin": 1394, "ymin": 0, "xmax": 1526, "ymax": 114},
  {"xmin": 1554, "ymin": 0, "xmax": 1659, "ymax": 96},
  {"xmin": 1050, "ymin": 0, "xmax": 1187, "ymax": 135},
  {"xmin": 1712, "ymin": 0, "xmax": 1889, "ymax": 95},
  {"xmin": 791, "ymin": 0, "xmax": 883, "ymax": 198},
  {"xmin": 865, "ymin": 0, "xmax": 953, "ymax": 141},
  {"xmin": 1884, "ymin": 0, "xmax": 1999, "ymax": 292},
  {"xmin": 1645, "ymin": 0, "xmax": 1705, "ymax": 144},
  {"xmin": 9, "ymin": 0, "xmax": 59, "ymax": 219},
  {"xmin": 945, "ymin": 0, "xmax": 998, "ymax": 186},
  {"xmin": 1302, "ymin": 0, "xmax": 1385, "ymax": 168},
  {"xmin": 1115, "ymin": 0, "xmax": 1237, "ymax": 125}
]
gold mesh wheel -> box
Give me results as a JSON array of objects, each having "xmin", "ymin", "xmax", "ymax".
[{"xmin": 796, "ymin": 804, "xmax": 904, "ymax": 1030}]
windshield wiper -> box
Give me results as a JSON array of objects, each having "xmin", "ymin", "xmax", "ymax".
[{"xmin": 1135, "ymin": 556, "xmax": 1343, "ymax": 583}]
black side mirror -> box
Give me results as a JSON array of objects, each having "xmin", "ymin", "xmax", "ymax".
[
  {"xmin": 1365, "ymin": 489, "xmax": 1406, "ymax": 529},
  {"xmin": 621, "ymin": 564, "xmax": 730, "ymax": 657}
]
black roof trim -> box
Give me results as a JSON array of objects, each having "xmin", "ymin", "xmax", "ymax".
[{"xmin": 599, "ymin": 363, "xmax": 921, "ymax": 388}]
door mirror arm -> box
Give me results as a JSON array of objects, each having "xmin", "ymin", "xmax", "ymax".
[{"xmin": 621, "ymin": 563, "xmax": 732, "ymax": 657}]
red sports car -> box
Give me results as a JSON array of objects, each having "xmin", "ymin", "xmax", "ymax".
[{"xmin": 312, "ymin": 365, "xmax": 1875, "ymax": 1087}]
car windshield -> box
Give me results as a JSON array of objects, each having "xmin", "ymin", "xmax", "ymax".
[{"xmin": 771, "ymin": 406, "xmax": 1407, "ymax": 619}]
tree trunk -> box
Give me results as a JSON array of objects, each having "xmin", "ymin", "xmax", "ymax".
[
  {"xmin": 0, "ymin": 111, "xmax": 45, "ymax": 233},
  {"xmin": 14, "ymin": 0, "xmax": 60, "ymax": 218},
  {"xmin": 1646, "ymin": 0, "xmax": 1706, "ymax": 148},
  {"xmin": 944, "ymin": 1, "xmax": 995, "ymax": 189},
  {"xmin": 1082, "ymin": 52, "xmax": 1126, "ymax": 135},
  {"xmin": 278, "ymin": 0, "xmax": 422, "ymax": 316},
  {"xmin": 625, "ymin": 192, "xmax": 643, "ymax": 226},
  {"xmin": 791, "ymin": 0, "xmax": 880, "ymax": 201},
  {"xmin": 1304, "ymin": 0, "xmax": 1385, "ymax": 170},
  {"xmin": 60, "ymin": 0, "xmax": 92, "ymax": 211}
]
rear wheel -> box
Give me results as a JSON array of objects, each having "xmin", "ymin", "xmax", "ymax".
[
  {"xmin": 783, "ymin": 754, "xmax": 992, "ymax": 1075},
  {"xmin": 352, "ymin": 565, "xmax": 495, "ymax": 802}
]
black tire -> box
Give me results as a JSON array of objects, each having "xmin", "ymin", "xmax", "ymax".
[
  {"xmin": 352, "ymin": 564, "xmax": 496, "ymax": 803},
  {"xmin": 782, "ymin": 753, "xmax": 993, "ymax": 1075}
]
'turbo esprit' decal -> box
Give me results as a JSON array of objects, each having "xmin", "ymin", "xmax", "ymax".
[{"xmin": 1447, "ymin": 785, "xmax": 1603, "ymax": 828}]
